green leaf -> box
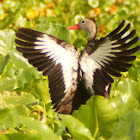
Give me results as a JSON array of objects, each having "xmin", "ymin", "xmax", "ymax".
[
  {"xmin": 0, "ymin": 108, "xmax": 10, "ymax": 120},
  {"xmin": 0, "ymin": 54, "xmax": 10, "ymax": 74},
  {"xmin": 110, "ymin": 109, "xmax": 140, "ymax": 140},
  {"xmin": 8, "ymin": 50, "xmax": 31, "ymax": 69},
  {"xmin": 0, "ymin": 91, "xmax": 38, "ymax": 107},
  {"xmin": 128, "ymin": 62, "xmax": 140, "ymax": 82},
  {"xmin": 21, "ymin": 117, "xmax": 62, "ymax": 140},
  {"xmin": 0, "ymin": 133, "xmax": 46, "ymax": 140},
  {"xmin": 72, "ymin": 96, "xmax": 119, "ymax": 139},
  {"xmin": 0, "ymin": 77, "xmax": 16, "ymax": 92},
  {"xmin": 9, "ymin": 50, "xmax": 42, "ymax": 87},
  {"xmin": 0, "ymin": 105, "xmax": 30, "ymax": 129},
  {"xmin": 110, "ymin": 95, "xmax": 139, "ymax": 116},
  {"xmin": 0, "ymin": 92, "xmax": 40, "ymax": 130},
  {"xmin": 35, "ymin": 80, "xmax": 51, "ymax": 104},
  {"xmin": 113, "ymin": 78, "xmax": 140, "ymax": 104},
  {"xmin": 73, "ymin": 37, "xmax": 87, "ymax": 51},
  {"xmin": 35, "ymin": 19, "xmax": 71, "ymax": 42},
  {"xmin": 60, "ymin": 114, "xmax": 94, "ymax": 140},
  {"xmin": 136, "ymin": 129, "xmax": 140, "ymax": 140},
  {"xmin": 0, "ymin": 29, "xmax": 15, "ymax": 56},
  {"xmin": 15, "ymin": 67, "xmax": 42, "ymax": 87},
  {"xmin": 0, "ymin": 29, "xmax": 42, "ymax": 88}
]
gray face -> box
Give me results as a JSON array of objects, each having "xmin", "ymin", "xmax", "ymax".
[
  {"xmin": 79, "ymin": 18, "xmax": 97, "ymax": 40},
  {"xmin": 79, "ymin": 19, "xmax": 95, "ymax": 31}
]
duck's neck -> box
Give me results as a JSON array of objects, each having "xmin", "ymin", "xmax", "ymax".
[{"xmin": 87, "ymin": 23, "xmax": 97, "ymax": 40}]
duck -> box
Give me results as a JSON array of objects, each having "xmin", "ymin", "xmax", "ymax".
[{"xmin": 15, "ymin": 18, "xmax": 140, "ymax": 114}]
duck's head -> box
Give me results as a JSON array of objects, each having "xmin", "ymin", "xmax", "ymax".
[{"xmin": 68, "ymin": 18, "xmax": 97, "ymax": 40}]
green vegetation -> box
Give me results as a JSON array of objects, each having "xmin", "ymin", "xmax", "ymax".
[{"xmin": 0, "ymin": 0, "xmax": 140, "ymax": 139}]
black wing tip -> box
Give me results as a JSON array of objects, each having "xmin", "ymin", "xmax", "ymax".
[
  {"xmin": 127, "ymin": 22, "xmax": 131, "ymax": 27},
  {"xmin": 17, "ymin": 28, "xmax": 33, "ymax": 34},
  {"xmin": 16, "ymin": 28, "xmax": 31, "ymax": 38},
  {"xmin": 121, "ymin": 20, "xmax": 126, "ymax": 26},
  {"xmin": 126, "ymin": 23, "xmax": 131, "ymax": 31},
  {"xmin": 107, "ymin": 20, "xmax": 126, "ymax": 37},
  {"xmin": 17, "ymin": 27, "xmax": 31, "ymax": 31},
  {"xmin": 129, "ymin": 56, "xmax": 136, "ymax": 61},
  {"xmin": 128, "ymin": 29, "xmax": 136, "ymax": 38},
  {"xmin": 114, "ymin": 46, "xmax": 140, "ymax": 56},
  {"xmin": 16, "ymin": 46, "xmax": 22, "ymax": 52},
  {"xmin": 17, "ymin": 27, "xmax": 27, "ymax": 33},
  {"xmin": 15, "ymin": 32, "xmax": 19, "ymax": 38},
  {"xmin": 16, "ymin": 27, "xmax": 44, "ymax": 37},
  {"xmin": 15, "ymin": 38, "xmax": 19, "ymax": 44},
  {"xmin": 132, "ymin": 29, "xmax": 136, "ymax": 34},
  {"xmin": 135, "ymin": 46, "xmax": 140, "ymax": 52},
  {"xmin": 118, "ymin": 20, "xmax": 126, "ymax": 29},
  {"xmin": 135, "ymin": 36, "xmax": 139, "ymax": 42},
  {"xmin": 15, "ymin": 39, "xmax": 25, "ymax": 46}
]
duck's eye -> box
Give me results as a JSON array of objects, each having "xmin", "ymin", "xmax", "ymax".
[{"xmin": 82, "ymin": 20, "xmax": 85, "ymax": 24}]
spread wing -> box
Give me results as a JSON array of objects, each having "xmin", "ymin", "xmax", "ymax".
[
  {"xmin": 80, "ymin": 20, "xmax": 139, "ymax": 96},
  {"xmin": 15, "ymin": 28, "xmax": 79, "ymax": 107}
]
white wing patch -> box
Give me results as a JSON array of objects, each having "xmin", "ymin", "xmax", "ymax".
[
  {"xmin": 34, "ymin": 35, "xmax": 78, "ymax": 94},
  {"xmin": 80, "ymin": 53, "xmax": 100, "ymax": 95},
  {"xmin": 90, "ymin": 39, "xmax": 121, "ymax": 66}
]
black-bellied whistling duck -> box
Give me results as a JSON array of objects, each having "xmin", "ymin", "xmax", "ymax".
[{"xmin": 15, "ymin": 18, "xmax": 140, "ymax": 114}]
